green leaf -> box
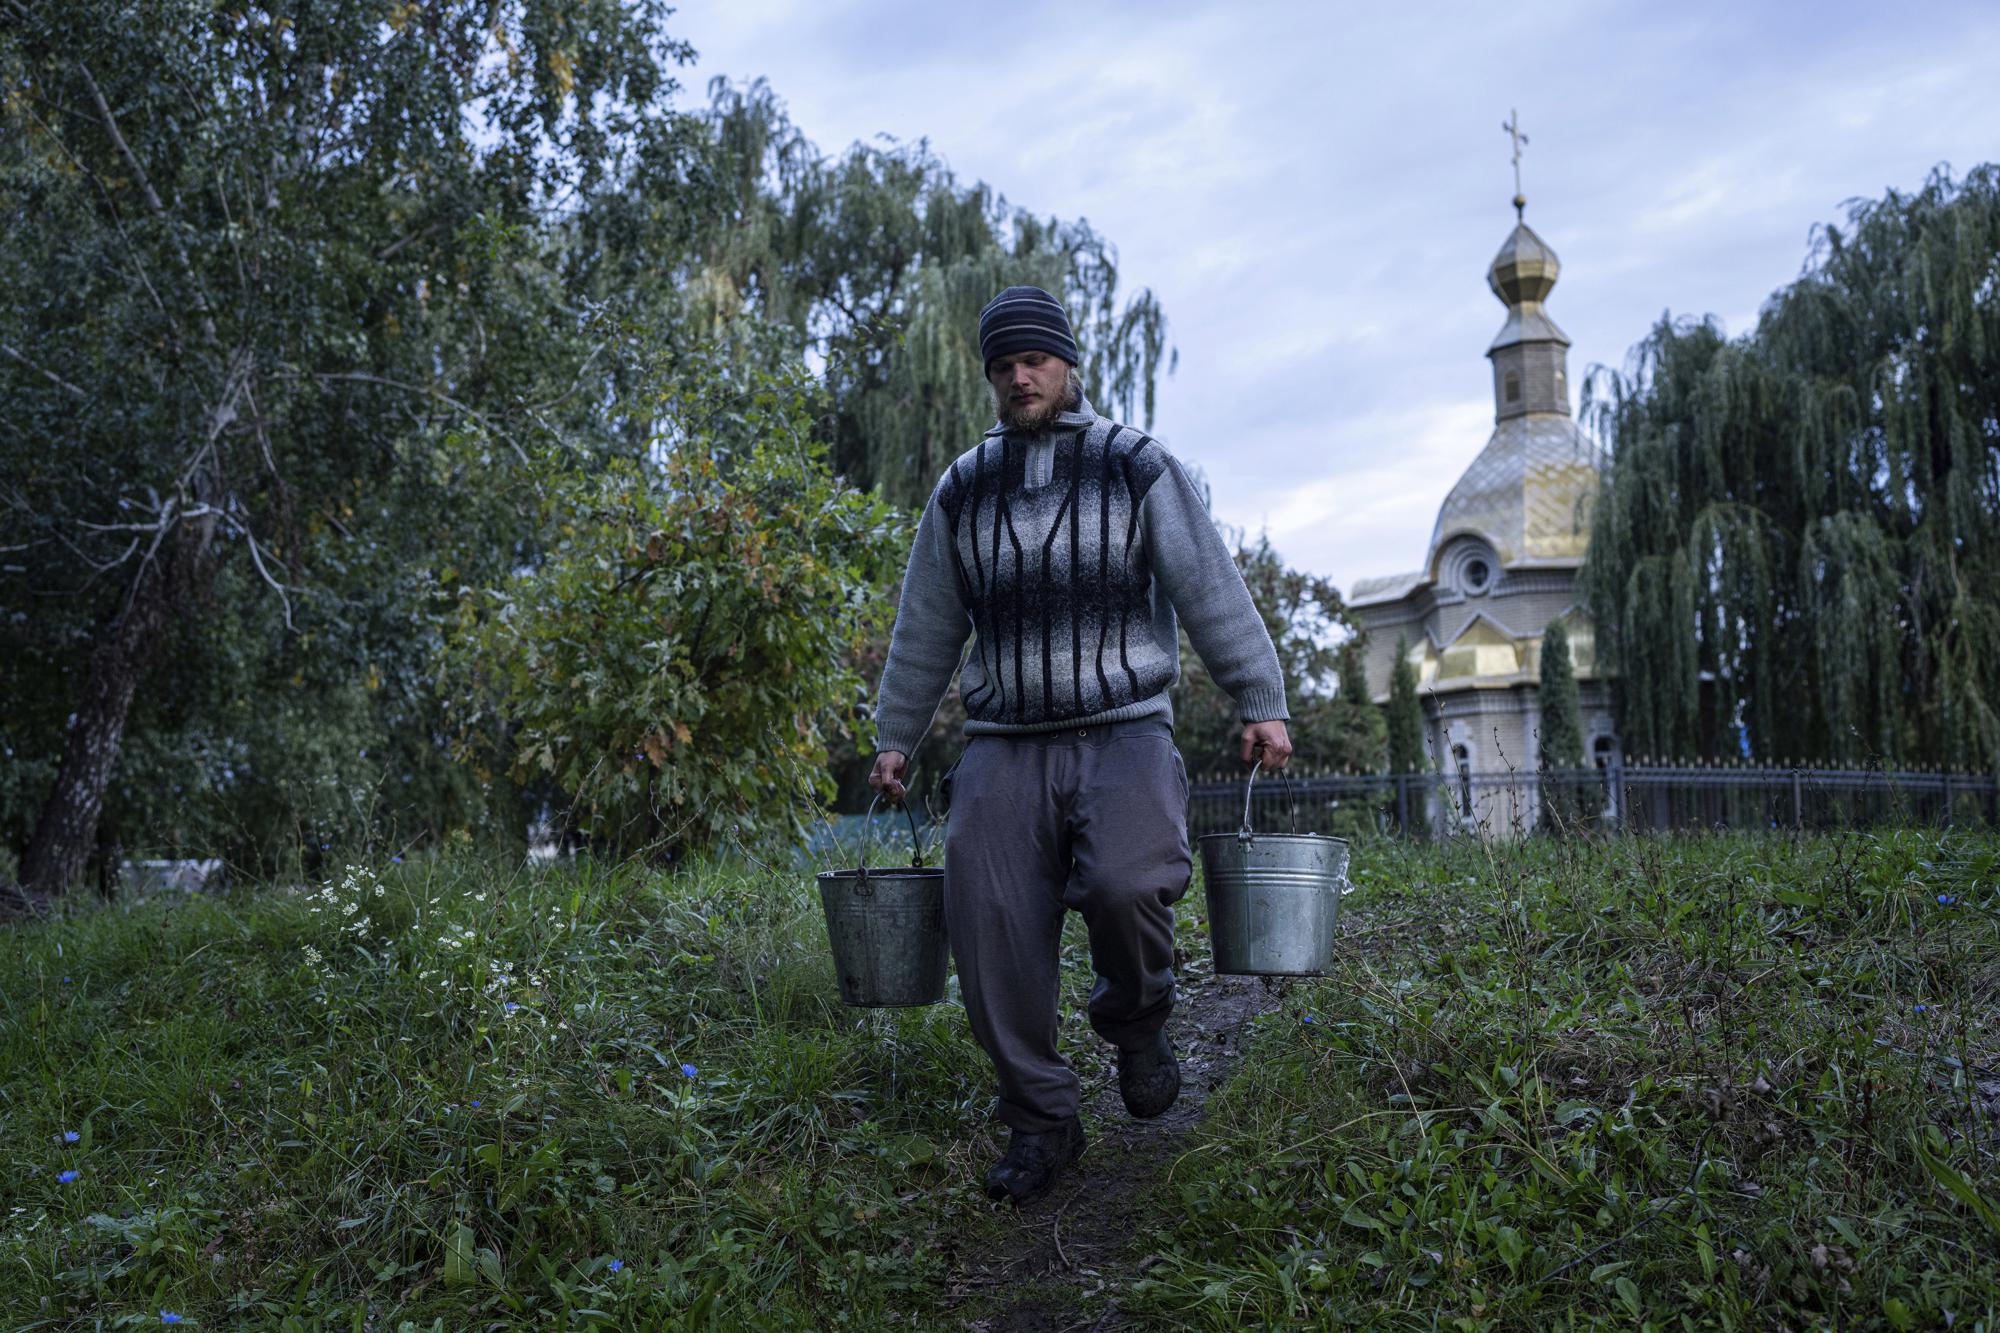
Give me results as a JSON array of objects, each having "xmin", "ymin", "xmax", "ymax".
[
  {"xmin": 881, "ymin": 1133, "xmax": 938, "ymax": 1167},
  {"xmin": 1340, "ymin": 1202, "xmax": 1386, "ymax": 1234},
  {"xmin": 1911, "ymin": 1132, "xmax": 2000, "ymax": 1239},
  {"xmin": 443, "ymin": 1223, "xmax": 476, "ymax": 1288}
]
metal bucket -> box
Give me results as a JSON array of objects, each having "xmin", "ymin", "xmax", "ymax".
[
  {"xmin": 1197, "ymin": 760, "xmax": 1352, "ymax": 976},
  {"xmin": 815, "ymin": 797, "xmax": 949, "ymax": 1007}
]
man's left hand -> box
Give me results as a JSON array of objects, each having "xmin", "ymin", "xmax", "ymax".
[{"xmin": 1240, "ymin": 720, "xmax": 1293, "ymax": 770}]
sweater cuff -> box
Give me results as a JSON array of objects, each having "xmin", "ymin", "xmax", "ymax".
[
  {"xmin": 1235, "ymin": 686, "xmax": 1291, "ymax": 723},
  {"xmin": 874, "ymin": 731, "xmax": 922, "ymax": 759}
]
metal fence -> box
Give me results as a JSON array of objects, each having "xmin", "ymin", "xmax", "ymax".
[{"xmin": 1186, "ymin": 763, "xmax": 2000, "ymax": 841}]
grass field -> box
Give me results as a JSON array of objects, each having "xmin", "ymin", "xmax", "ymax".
[
  {"xmin": 1, "ymin": 829, "xmax": 1994, "ymax": 1330},
  {"xmin": 1136, "ymin": 833, "xmax": 2000, "ymax": 1330}
]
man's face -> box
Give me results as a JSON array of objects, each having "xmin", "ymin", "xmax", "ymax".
[{"xmin": 987, "ymin": 351, "xmax": 1073, "ymax": 431}]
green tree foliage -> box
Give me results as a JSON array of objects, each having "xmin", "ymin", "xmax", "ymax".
[
  {"xmin": 1332, "ymin": 641, "xmax": 1388, "ymax": 774},
  {"xmin": 1537, "ymin": 620, "xmax": 1587, "ymax": 827},
  {"xmin": 623, "ymin": 80, "xmax": 1175, "ymax": 510},
  {"xmin": 594, "ymin": 79, "xmax": 1177, "ymax": 808},
  {"xmin": 440, "ymin": 359, "xmax": 903, "ymax": 857},
  {"xmin": 1386, "ymin": 636, "xmax": 1428, "ymax": 775},
  {"xmin": 0, "ymin": 10, "xmax": 1173, "ymax": 888},
  {"xmin": 1581, "ymin": 166, "xmax": 2000, "ymax": 768},
  {"xmin": 0, "ymin": 0, "xmax": 686, "ymax": 896},
  {"xmin": 1172, "ymin": 535, "xmax": 1369, "ymax": 776}
]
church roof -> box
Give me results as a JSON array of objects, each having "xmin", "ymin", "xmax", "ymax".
[
  {"xmin": 1428, "ymin": 413, "xmax": 1599, "ymax": 569},
  {"xmin": 1347, "ymin": 194, "xmax": 1606, "ymax": 620},
  {"xmin": 1348, "ymin": 570, "xmax": 1427, "ymax": 608}
]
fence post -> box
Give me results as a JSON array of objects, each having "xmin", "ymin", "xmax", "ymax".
[
  {"xmin": 1791, "ymin": 770, "xmax": 1804, "ymax": 831},
  {"xmin": 1395, "ymin": 772, "xmax": 1410, "ymax": 838},
  {"xmin": 1942, "ymin": 770, "xmax": 1954, "ymax": 827}
]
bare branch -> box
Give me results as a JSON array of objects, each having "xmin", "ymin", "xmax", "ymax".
[
  {"xmin": 0, "ymin": 343, "xmax": 88, "ymax": 398},
  {"xmin": 280, "ymin": 367, "xmax": 532, "ymax": 465},
  {"xmin": 76, "ymin": 502, "xmax": 224, "ymax": 533},
  {"xmin": 5, "ymin": 99, "xmax": 174, "ymax": 324},
  {"xmin": 377, "ymin": 223, "xmax": 440, "ymax": 262},
  {"xmin": 527, "ymin": 336, "xmax": 610, "ymax": 414},
  {"xmin": 75, "ymin": 60, "xmax": 220, "ymax": 346},
  {"xmin": 237, "ymin": 520, "xmax": 295, "ymax": 630},
  {"xmin": 316, "ymin": 506, "xmax": 356, "ymax": 541},
  {"xmin": 117, "ymin": 497, "xmax": 178, "ymax": 617},
  {"xmin": 86, "ymin": 537, "xmax": 141, "ymax": 575}
]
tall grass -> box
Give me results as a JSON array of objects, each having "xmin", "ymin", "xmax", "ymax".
[
  {"xmin": 3, "ymin": 830, "xmax": 1994, "ymax": 1329},
  {"xmin": 0, "ymin": 850, "xmax": 992, "ymax": 1328},
  {"xmin": 1128, "ymin": 831, "xmax": 2000, "ymax": 1329}
]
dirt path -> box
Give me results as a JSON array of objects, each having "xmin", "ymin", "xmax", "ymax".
[{"xmin": 944, "ymin": 966, "xmax": 1284, "ymax": 1331}]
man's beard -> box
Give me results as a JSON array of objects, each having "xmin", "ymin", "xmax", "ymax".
[{"xmin": 993, "ymin": 373, "xmax": 1078, "ymax": 432}]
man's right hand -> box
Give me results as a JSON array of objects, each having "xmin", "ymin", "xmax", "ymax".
[{"xmin": 868, "ymin": 750, "xmax": 909, "ymax": 804}]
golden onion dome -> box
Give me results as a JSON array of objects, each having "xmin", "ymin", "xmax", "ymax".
[{"xmin": 1487, "ymin": 222, "xmax": 1561, "ymax": 307}]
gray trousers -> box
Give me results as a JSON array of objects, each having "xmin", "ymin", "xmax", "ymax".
[{"xmin": 942, "ymin": 716, "xmax": 1192, "ymax": 1132}]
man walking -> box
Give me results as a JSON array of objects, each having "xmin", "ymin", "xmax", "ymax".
[{"xmin": 869, "ymin": 285, "xmax": 1292, "ymax": 1205}]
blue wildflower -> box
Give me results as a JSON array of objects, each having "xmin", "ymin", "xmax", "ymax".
[
  {"xmin": 469, "ymin": 1100, "xmax": 481, "ymax": 1108},
  {"xmin": 1915, "ymin": 1003, "xmax": 1929, "ymax": 1013},
  {"xmin": 1301, "ymin": 1015, "xmax": 1316, "ymax": 1025},
  {"xmin": 162, "ymin": 1314, "xmax": 183, "ymax": 1325},
  {"xmin": 680, "ymin": 1063, "xmax": 698, "ymax": 1080},
  {"xmin": 57, "ymin": 1169, "xmax": 79, "ymax": 1183},
  {"xmin": 504, "ymin": 1002, "xmax": 520, "ymax": 1013},
  {"xmin": 63, "ymin": 1130, "xmax": 79, "ymax": 1143},
  {"xmin": 1937, "ymin": 893, "xmax": 1958, "ymax": 906},
  {"xmin": 393, "ymin": 855, "xmax": 403, "ymax": 863},
  {"xmin": 608, "ymin": 1259, "xmax": 624, "ymax": 1273},
  {"xmin": 61, "ymin": 976, "xmax": 70, "ymax": 984}
]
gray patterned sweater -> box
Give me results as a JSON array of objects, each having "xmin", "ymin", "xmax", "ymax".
[{"xmin": 873, "ymin": 396, "xmax": 1289, "ymax": 757}]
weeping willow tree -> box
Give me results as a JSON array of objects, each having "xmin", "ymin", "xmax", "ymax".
[
  {"xmin": 1581, "ymin": 165, "xmax": 2000, "ymax": 769},
  {"xmin": 626, "ymin": 79, "xmax": 1173, "ymax": 510},
  {"xmin": 581, "ymin": 79, "xmax": 1174, "ymax": 805}
]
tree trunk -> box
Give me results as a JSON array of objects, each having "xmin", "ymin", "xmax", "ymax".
[{"xmin": 17, "ymin": 520, "xmax": 213, "ymax": 904}]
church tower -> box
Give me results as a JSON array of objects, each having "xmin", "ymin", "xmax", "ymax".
[
  {"xmin": 1486, "ymin": 220, "xmax": 1570, "ymax": 421},
  {"xmin": 1345, "ymin": 126, "xmax": 1616, "ymax": 834}
]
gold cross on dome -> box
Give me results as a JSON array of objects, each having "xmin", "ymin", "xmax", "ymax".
[{"xmin": 1503, "ymin": 109, "xmax": 1529, "ymax": 219}]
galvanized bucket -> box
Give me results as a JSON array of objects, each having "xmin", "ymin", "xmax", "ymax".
[
  {"xmin": 1197, "ymin": 759, "xmax": 1352, "ymax": 976},
  {"xmin": 815, "ymin": 796, "xmax": 949, "ymax": 1007}
]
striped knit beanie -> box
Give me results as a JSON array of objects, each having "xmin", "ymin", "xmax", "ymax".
[{"xmin": 978, "ymin": 286, "xmax": 1079, "ymax": 368}]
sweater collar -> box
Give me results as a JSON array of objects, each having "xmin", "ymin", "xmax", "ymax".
[{"xmin": 984, "ymin": 392, "xmax": 1098, "ymax": 439}]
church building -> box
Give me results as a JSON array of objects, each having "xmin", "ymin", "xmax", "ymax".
[{"xmin": 1347, "ymin": 202, "xmax": 1616, "ymax": 831}]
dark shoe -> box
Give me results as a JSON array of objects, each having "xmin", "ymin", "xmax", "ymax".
[
  {"xmin": 1118, "ymin": 1031, "xmax": 1181, "ymax": 1119},
  {"xmin": 983, "ymin": 1116, "xmax": 1086, "ymax": 1206}
]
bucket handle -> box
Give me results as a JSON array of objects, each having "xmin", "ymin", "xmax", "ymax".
[
  {"xmin": 1237, "ymin": 753, "xmax": 1302, "ymax": 841},
  {"xmin": 857, "ymin": 790, "xmax": 927, "ymax": 892}
]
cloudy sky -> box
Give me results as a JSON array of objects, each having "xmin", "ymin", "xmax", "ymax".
[{"xmin": 681, "ymin": 0, "xmax": 2000, "ymax": 591}]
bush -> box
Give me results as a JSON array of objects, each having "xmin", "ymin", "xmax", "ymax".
[{"xmin": 442, "ymin": 355, "xmax": 906, "ymax": 858}]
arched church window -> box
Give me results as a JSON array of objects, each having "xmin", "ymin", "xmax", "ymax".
[
  {"xmin": 1452, "ymin": 743, "xmax": 1473, "ymax": 817},
  {"xmin": 1504, "ymin": 371, "xmax": 1520, "ymax": 403},
  {"xmin": 1462, "ymin": 558, "xmax": 1491, "ymax": 594},
  {"xmin": 1592, "ymin": 735, "xmax": 1616, "ymax": 769}
]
